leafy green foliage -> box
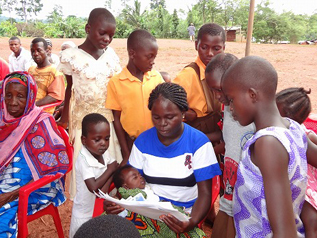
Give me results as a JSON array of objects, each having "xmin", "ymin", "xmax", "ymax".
[
  {"xmin": 0, "ymin": 0, "xmax": 315, "ymax": 41},
  {"xmin": 0, "ymin": 20, "xmax": 18, "ymax": 36}
]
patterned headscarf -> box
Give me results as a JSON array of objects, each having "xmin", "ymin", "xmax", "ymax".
[
  {"xmin": 0, "ymin": 71, "xmax": 38, "ymax": 124},
  {"xmin": 0, "ymin": 71, "xmax": 69, "ymax": 179}
]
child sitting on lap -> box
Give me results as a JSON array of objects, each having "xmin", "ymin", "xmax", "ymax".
[
  {"xmin": 69, "ymin": 113, "xmax": 118, "ymax": 237},
  {"xmin": 276, "ymin": 87, "xmax": 317, "ymax": 238}
]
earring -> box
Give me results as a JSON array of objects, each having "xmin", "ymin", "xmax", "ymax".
[{"xmin": 182, "ymin": 114, "xmax": 185, "ymax": 119}]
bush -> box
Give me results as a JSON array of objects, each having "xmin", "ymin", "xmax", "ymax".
[
  {"xmin": 16, "ymin": 22, "xmax": 44, "ymax": 37},
  {"xmin": 0, "ymin": 21, "xmax": 18, "ymax": 37}
]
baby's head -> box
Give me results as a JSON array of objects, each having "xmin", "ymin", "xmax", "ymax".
[
  {"xmin": 276, "ymin": 87, "xmax": 311, "ymax": 124},
  {"xmin": 205, "ymin": 53, "xmax": 238, "ymax": 105},
  {"xmin": 81, "ymin": 113, "xmax": 110, "ymax": 159},
  {"xmin": 195, "ymin": 23, "xmax": 226, "ymax": 66},
  {"xmin": 85, "ymin": 8, "xmax": 116, "ymax": 50},
  {"xmin": 113, "ymin": 165, "xmax": 145, "ymax": 190},
  {"xmin": 127, "ymin": 29, "xmax": 158, "ymax": 73},
  {"xmin": 222, "ymin": 56, "xmax": 278, "ymax": 126}
]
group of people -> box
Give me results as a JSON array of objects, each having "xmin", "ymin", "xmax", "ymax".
[{"xmin": 1, "ymin": 6, "xmax": 317, "ymax": 238}]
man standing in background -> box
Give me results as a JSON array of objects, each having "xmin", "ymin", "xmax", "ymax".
[{"xmin": 187, "ymin": 23, "xmax": 196, "ymax": 42}]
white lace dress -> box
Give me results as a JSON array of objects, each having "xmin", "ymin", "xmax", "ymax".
[{"xmin": 58, "ymin": 46, "xmax": 122, "ymax": 198}]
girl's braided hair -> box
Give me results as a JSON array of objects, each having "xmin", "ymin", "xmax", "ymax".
[
  {"xmin": 276, "ymin": 87, "xmax": 311, "ymax": 124},
  {"xmin": 148, "ymin": 83, "xmax": 188, "ymax": 112}
]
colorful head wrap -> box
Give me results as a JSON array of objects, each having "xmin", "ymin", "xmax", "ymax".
[
  {"xmin": 0, "ymin": 71, "xmax": 38, "ymax": 123},
  {"xmin": 0, "ymin": 71, "xmax": 69, "ymax": 180}
]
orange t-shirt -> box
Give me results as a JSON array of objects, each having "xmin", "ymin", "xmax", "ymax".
[
  {"xmin": 106, "ymin": 67, "xmax": 164, "ymax": 138},
  {"xmin": 28, "ymin": 65, "xmax": 65, "ymax": 114},
  {"xmin": 173, "ymin": 56, "xmax": 208, "ymax": 117}
]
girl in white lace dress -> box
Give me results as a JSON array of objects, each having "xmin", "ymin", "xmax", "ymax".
[{"xmin": 58, "ymin": 8, "xmax": 122, "ymax": 199}]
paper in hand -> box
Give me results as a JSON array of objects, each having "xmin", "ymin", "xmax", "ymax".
[{"xmin": 95, "ymin": 189, "xmax": 190, "ymax": 222}]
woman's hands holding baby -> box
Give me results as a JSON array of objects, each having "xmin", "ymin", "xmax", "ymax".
[
  {"xmin": 159, "ymin": 214, "xmax": 195, "ymax": 234},
  {"xmin": 103, "ymin": 200, "xmax": 125, "ymax": 214}
]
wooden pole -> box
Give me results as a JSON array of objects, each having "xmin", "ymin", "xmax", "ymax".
[{"xmin": 245, "ymin": 0, "xmax": 255, "ymax": 56}]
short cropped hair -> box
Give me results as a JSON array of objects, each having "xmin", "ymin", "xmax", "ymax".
[
  {"xmin": 88, "ymin": 8, "xmax": 116, "ymax": 25},
  {"xmin": 205, "ymin": 53, "xmax": 238, "ymax": 75},
  {"xmin": 148, "ymin": 83, "xmax": 188, "ymax": 112},
  {"xmin": 82, "ymin": 113, "xmax": 109, "ymax": 137},
  {"xmin": 127, "ymin": 29, "xmax": 156, "ymax": 50},
  {"xmin": 223, "ymin": 56, "xmax": 278, "ymax": 99},
  {"xmin": 74, "ymin": 214, "xmax": 141, "ymax": 238},
  {"xmin": 276, "ymin": 87, "xmax": 311, "ymax": 124},
  {"xmin": 45, "ymin": 39, "xmax": 52, "ymax": 47},
  {"xmin": 113, "ymin": 164, "xmax": 134, "ymax": 189},
  {"xmin": 9, "ymin": 36, "xmax": 20, "ymax": 42},
  {"xmin": 31, "ymin": 37, "xmax": 48, "ymax": 50},
  {"xmin": 197, "ymin": 23, "xmax": 226, "ymax": 43}
]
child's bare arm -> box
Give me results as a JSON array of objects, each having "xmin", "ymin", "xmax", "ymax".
[
  {"xmin": 84, "ymin": 161, "xmax": 118, "ymax": 193},
  {"xmin": 306, "ymin": 135, "xmax": 317, "ymax": 168},
  {"xmin": 206, "ymin": 129, "xmax": 222, "ymax": 143},
  {"xmin": 184, "ymin": 109, "xmax": 197, "ymax": 122},
  {"xmin": 57, "ymin": 75, "xmax": 72, "ymax": 128},
  {"xmin": 112, "ymin": 110, "xmax": 130, "ymax": 165},
  {"xmin": 255, "ymin": 136, "xmax": 297, "ymax": 238}
]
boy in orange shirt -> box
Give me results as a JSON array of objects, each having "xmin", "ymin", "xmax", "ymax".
[
  {"xmin": 106, "ymin": 29, "xmax": 164, "ymax": 165},
  {"xmin": 173, "ymin": 23, "xmax": 225, "ymax": 143}
]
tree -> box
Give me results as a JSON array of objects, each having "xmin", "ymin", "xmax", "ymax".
[
  {"xmin": 15, "ymin": 0, "xmax": 43, "ymax": 23},
  {"xmin": 121, "ymin": 0, "xmax": 147, "ymax": 29},
  {"xmin": 150, "ymin": 0, "xmax": 166, "ymax": 10},
  {"xmin": 105, "ymin": 0, "xmax": 112, "ymax": 10},
  {"xmin": 307, "ymin": 13, "xmax": 317, "ymax": 39},
  {"xmin": 172, "ymin": 9, "xmax": 179, "ymax": 37},
  {"xmin": 47, "ymin": 5, "xmax": 63, "ymax": 24},
  {"xmin": 1, "ymin": 0, "xmax": 18, "ymax": 23}
]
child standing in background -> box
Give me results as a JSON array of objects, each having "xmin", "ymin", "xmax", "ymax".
[
  {"xmin": 205, "ymin": 53, "xmax": 255, "ymax": 238},
  {"xmin": 106, "ymin": 29, "xmax": 164, "ymax": 165},
  {"xmin": 173, "ymin": 23, "xmax": 225, "ymax": 143},
  {"xmin": 69, "ymin": 113, "xmax": 118, "ymax": 237},
  {"xmin": 58, "ymin": 8, "xmax": 122, "ymax": 199},
  {"xmin": 276, "ymin": 87, "xmax": 317, "ymax": 238},
  {"xmin": 222, "ymin": 56, "xmax": 317, "ymax": 238}
]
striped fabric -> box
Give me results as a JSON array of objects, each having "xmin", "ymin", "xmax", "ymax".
[{"xmin": 129, "ymin": 123, "xmax": 221, "ymax": 208}]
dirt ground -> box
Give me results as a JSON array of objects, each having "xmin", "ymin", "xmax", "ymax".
[{"xmin": 0, "ymin": 37, "xmax": 316, "ymax": 237}]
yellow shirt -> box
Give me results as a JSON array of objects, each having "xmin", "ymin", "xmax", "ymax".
[
  {"xmin": 106, "ymin": 67, "xmax": 164, "ymax": 138},
  {"xmin": 28, "ymin": 65, "xmax": 65, "ymax": 114},
  {"xmin": 173, "ymin": 56, "xmax": 209, "ymax": 117}
]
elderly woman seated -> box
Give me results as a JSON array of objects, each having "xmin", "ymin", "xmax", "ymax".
[{"xmin": 0, "ymin": 71, "xmax": 69, "ymax": 237}]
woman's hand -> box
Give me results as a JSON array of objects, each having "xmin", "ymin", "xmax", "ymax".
[
  {"xmin": 160, "ymin": 214, "xmax": 194, "ymax": 233},
  {"xmin": 57, "ymin": 119, "xmax": 68, "ymax": 129},
  {"xmin": 103, "ymin": 200, "xmax": 125, "ymax": 215}
]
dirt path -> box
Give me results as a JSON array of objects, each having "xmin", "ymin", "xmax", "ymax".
[{"xmin": 0, "ymin": 37, "xmax": 316, "ymax": 237}]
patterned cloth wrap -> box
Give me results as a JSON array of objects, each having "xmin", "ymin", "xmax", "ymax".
[
  {"xmin": 0, "ymin": 71, "xmax": 69, "ymax": 179},
  {"xmin": 114, "ymin": 187, "xmax": 206, "ymax": 238},
  {"xmin": 0, "ymin": 71, "xmax": 69, "ymax": 237}
]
